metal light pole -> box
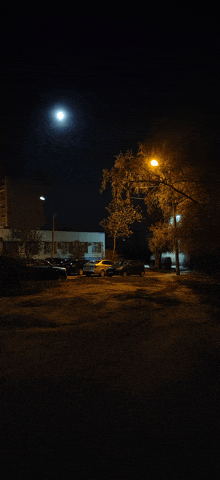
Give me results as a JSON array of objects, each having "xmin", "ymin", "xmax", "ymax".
[
  {"xmin": 52, "ymin": 213, "xmax": 57, "ymax": 259},
  {"xmin": 172, "ymin": 201, "xmax": 180, "ymax": 275},
  {"xmin": 150, "ymin": 159, "xmax": 181, "ymax": 275}
]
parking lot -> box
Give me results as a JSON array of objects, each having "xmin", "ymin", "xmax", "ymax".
[{"xmin": 1, "ymin": 272, "xmax": 220, "ymax": 477}]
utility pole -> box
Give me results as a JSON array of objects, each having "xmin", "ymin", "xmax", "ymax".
[
  {"xmin": 173, "ymin": 201, "xmax": 180, "ymax": 275},
  {"xmin": 52, "ymin": 213, "xmax": 57, "ymax": 259}
]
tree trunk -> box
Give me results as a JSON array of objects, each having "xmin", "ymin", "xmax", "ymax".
[
  {"xmin": 155, "ymin": 246, "xmax": 160, "ymax": 268},
  {"xmin": 113, "ymin": 235, "xmax": 116, "ymax": 260},
  {"xmin": 173, "ymin": 201, "xmax": 180, "ymax": 275}
]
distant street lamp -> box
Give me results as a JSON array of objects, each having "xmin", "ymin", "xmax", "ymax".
[
  {"xmin": 39, "ymin": 197, "xmax": 57, "ymax": 259},
  {"xmin": 150, "ymin": 159, "xmax": 180, "ymax": 275}
]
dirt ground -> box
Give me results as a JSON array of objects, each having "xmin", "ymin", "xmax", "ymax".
[{"xmin": 1, "ymin": 272, "xmax": 220, "ymax": 478}]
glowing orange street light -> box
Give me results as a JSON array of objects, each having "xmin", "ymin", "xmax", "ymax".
[{"xmin": 151, "ymin": 159, "xmax": 159, "ymax": 167}]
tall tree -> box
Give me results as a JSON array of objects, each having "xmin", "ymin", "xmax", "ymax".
[
  {"xmin": 101, "ymin": 120, "xmax": 210, "ymax": 271},
  {"xmin": 100, "ymin": 195, "xmax": 142, "ymax": 259},
  {"xmin": 7, "ymin": 229, "xmax": 43, "ymax": 260},
  {"xmin": 148, "ymin": 221, "xmax": 174, "ymax": 268},
  {"xmin": 69, "ymin": 240, "xmax": 91, "ymax": 260}
]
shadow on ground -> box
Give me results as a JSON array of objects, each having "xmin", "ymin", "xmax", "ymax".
[
  {"xmin": 1, "ymin": 360, "xmax": 220, "ymax": 479},
  {"xmin": 0, "ymin": 314, "xmax": 61, "ymax": 330},
  {"xmin": 0, "ymin": 280, "xmax": 64, "ymax": 298},
  {"xmin": 179, "ymin": 275, "xmax": 220, "ymax": 324}
]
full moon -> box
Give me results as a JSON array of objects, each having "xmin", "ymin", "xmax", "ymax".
[
  {"xmin": 57, "ymin": 111, "xmax": 64, "ymax": 120},
  {"xmin": 48, "ymin": 105, "xmax": 73, "ymax": 131}
]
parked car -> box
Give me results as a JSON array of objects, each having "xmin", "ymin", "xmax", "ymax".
[
  {"xmin": 106, "ymin": 260, "xmax": 145, "ymax": 277},
  {"xmin": 64, "ymin": 260, "xmax": 86, "ymax": 276},
  {"xmin": 83, "ymin": 259, "xmax": 115, "ymax": 277},
  {"xmin": 46, "ymin": 258, "xmax": 86, "ymax": 276},
  {"xmin": 160, "ymin": 257, "xmax": 172, "ymax": 270},
  {"xmin": 46, "ymin": 258, "xmax": 66, "ymax": 267},
  {"xmin": 0, "ymin": 256, "xmax": 67, "ymax": 281}
]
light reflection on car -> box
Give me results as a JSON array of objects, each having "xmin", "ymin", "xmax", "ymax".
[{"xmin": 83, "ymin": 260, "xmax": 114, "ymax": 277}]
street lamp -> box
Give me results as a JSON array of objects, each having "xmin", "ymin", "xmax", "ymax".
[
  {"xmin": 150, "ymin": 159, "xmax": 159, "ymax": 167},
  {"xmin": 52, "ymin": 213, "xmax": 57, "ymax": 259},
  {"xmin": 39, "ymin": 197, "xmax": 57, "ymax": 259},
  {"xmin": 150, "ymin": 159, "xmax": 180, "ymax": 275}
]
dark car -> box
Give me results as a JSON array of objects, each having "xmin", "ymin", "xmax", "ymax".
[
  {"xmin": 0, "ymin": 256, "xmax": 67, "ymax": 282},
  {"xmin": 62, "ymin": 259, "xmax": 87, "ymax": 276},
  {"xmin": 106, "ymin": 260, "xmax": 145, "ymax": 277},
  {"xmin": 46, "ymin": 258, "xmax": 86, "ymax": 276},
  {"xmin": 65, "ymin": 260, "xmax": 87, "ymax": 276}
]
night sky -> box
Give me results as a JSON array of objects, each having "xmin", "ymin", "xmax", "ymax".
[{"xmin": 1, "ymin": 25, "xmax": 220, "ymax": 235}]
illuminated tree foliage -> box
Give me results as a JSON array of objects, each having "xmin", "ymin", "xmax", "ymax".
[
  {"xmin": 100, "ymin": 195, "xmax": 142, "ymax": 258},
  {"xmin": 148, "ymin": 221, "xmax": 174, "ymax": 266},
  {"xmin": 101, "ymin": 119, "xmax": 215, "ymax": 261},
  {"xmin": 177, "ymin": 187, "xmax": 220, "ymax": 258}
]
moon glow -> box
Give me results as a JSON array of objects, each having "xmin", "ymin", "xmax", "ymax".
[{"xmin": 57, "ymin": 111, "xmax": 64, "ymax": 120}]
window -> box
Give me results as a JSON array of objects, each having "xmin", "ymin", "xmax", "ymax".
[
  {"xmin": 92, "ymin": 242, "xmax": 102, "ymax": 253},
  {"xmin": 61, "ymin": 242, "xmax": 69, "ymax": 254},
  {"xmin": 44, "ymin": 242, "xmax": 52, "ymax": 254},
  {"xmin": 69, "ymin": 241, "xmax": 90, "ymax": 258}
]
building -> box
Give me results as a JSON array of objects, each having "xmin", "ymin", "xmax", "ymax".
[
  {"xmin": 0, "ymin": 177, "xmax": 45, "ymax": 229},
  {"xmin": 0, "ymin": 177, "xmax": 105, "ymax": 261},
  {"xmin": 0, "ymin": 228, "xmax": 105, "ymax": 262},
  {"xmin": 39, "ymin": 230, "xmax": 105, "ymax": 261}
]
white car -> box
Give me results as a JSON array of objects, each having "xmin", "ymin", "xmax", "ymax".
[{"xmin": 83, "ymin": 260, "xmax": 114, "ymax": 277}]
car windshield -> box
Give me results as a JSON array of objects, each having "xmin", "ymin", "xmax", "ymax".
[
  {"xmin": 25, "ymin": 259, "xmax": 52, "ymax": 266},
  {"xmin": 112, "ymin": 260, "xmax": 125, "ymax": 267}
]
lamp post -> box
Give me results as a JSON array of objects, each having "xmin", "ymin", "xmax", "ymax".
[
  {"xmin": 52, "ymin": 213, "xmax": 57, "ymax": 259},
  {"xmin": 150, "ymin": 159, "xmax": 180, "ymax": 275},
  {"xmin": 172, "ymin": 201, "xmax": 180, "ymax": 275},
  {"xmin": 39, "ymin": 197, "xmax": 57, "ymax": 260}
]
